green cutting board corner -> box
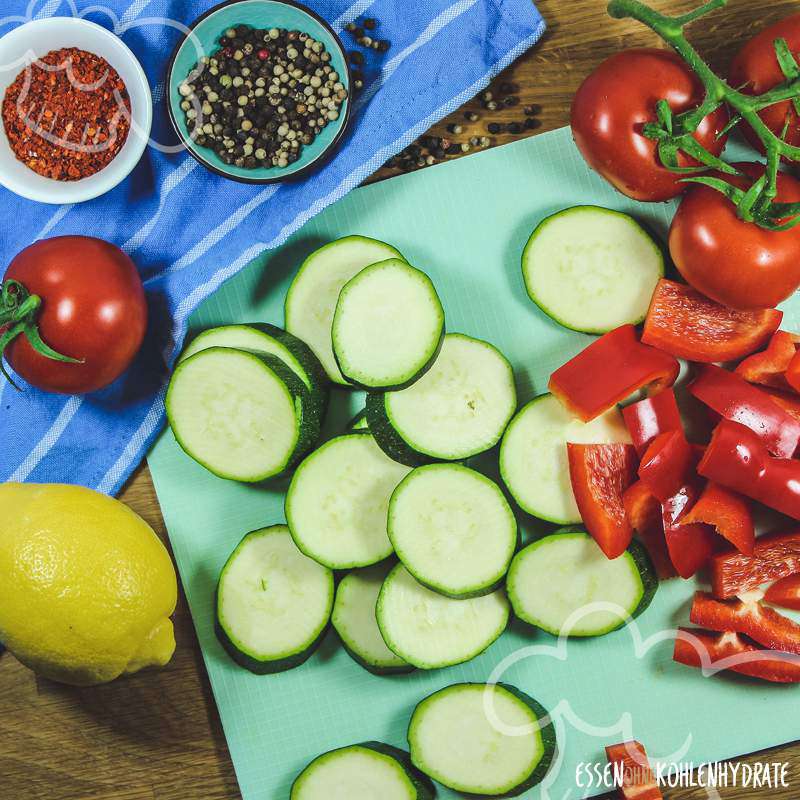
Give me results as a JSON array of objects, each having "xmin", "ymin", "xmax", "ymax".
[{"xmin": 148, "ymin": 126, "xmax": 800, "ymax": 800}]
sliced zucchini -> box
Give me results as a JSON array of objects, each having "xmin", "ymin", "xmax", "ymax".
[
  {"xmin": 166, "ymin": 347, "xmax": 318, "ymax": 482},
  {"xmin": 367, "ymin": 334, "xmax": 517, "ymax": 466},
  {"xmin": 408, "ymin": 683, "xmax": 556, "ymax": 797},
  {"xmin": 346, "ymin": 409, "xmax": 369, "ymax": 431},
  {"xmin": 332, "ymin": 561, "xmax": 413, "ymax": 674},
  {"xmin": 499, "ymin": 393, "xmax": 630, "ymax": 525},
  {"xmin": 286, "ymin": 434, "xmax": 412, "ymax": 569},
  {"xmin": 285, "ymin": 236, "xmax": 405, "ymax": 385},
  {"xmin": 216, "ymin": 525, "xmax": 334, "ymax": 673},
  {"xmin": 332, "ymin": 259, "xmax": 445, "ymax": 390},
  {"xmin": 178, "ymin": 323, "xmax": 328, "ymax": 418},
  {"xmin": 376, "ymin": 563, "xmax": 509, "ymax": 669},
  {"xmin": 388, "ymin": 463, "xmax": 517, "ymax": 598},
  {"xmin": 506, "ymin": 529, "xmax": 657, "ymax": 637},
  {"xmin": 292, "ymin": 742, "xmax": 435, "ymax": 800},
  {"xmin": 522, "ymin": 206, "xmax": 664, "ymax": 334}
]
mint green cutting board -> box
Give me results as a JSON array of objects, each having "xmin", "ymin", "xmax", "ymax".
[{"xmin": 148, "ymin": 126, "xmax": 800, "ymax": 800}]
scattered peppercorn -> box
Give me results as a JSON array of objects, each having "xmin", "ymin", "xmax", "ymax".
[
  {"xmin": 523, "ymin": 103, "xmax": 542, "ymax": 116},
  {"xmin": 446, "ymin": 143, "xmax": 461, "ymax": 155},
  {"xmin": 508, "ymin": 121, "xmax": 522, "ymax": 134},
  {"xmin": 464, "ymin": 111, "xmax": 479, "ymax": 122},
  {"xmin": 469, "ymin": 136, "xmax": 479, "ymax": 146},
  {"xmin": 363, "ymin": 18, "xmax": 377, "ymax": 30},
  {"xmin": 481, "ymin": 90, "xmax": 493, "ymax": 102},
  {"xmin": 2, "ymin": 47, "xmax": 131, "ymax": 180},
  {"xmin": 349, "ymin": 50, "xmax": 364, "ymax": 66},
  {"xmin": 524, "ymin": 117, "xmax": 541, "ymax": 130},
  {"xmin": 357, "ymin": 36, "xmax": 373, "ymax": 47},
  {"xmin": 376, "ymin": 40, "xmax": 391, "ymax": 52},
  {"xmin": 483, "ymin": 100, "xmax": 498, "ymax": 111},
  {"xmin": 487, "ymin": 122, "xmax": 502, "ymax": 134},
  {"xmin": 447, "ymin": 123, "xmax": 463, "ymax": 135},
  {"xmin": 503, "ymin": 95, "xmax": 520, "ymax": 107}
]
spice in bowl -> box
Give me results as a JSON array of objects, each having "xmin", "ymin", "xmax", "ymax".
[
  {"xmin": 178, "ymin": 25, "xmax": 348, "ymax": 170},
  {"xmin": 2, "ymin": 47, "xmax": 131, "ymax": 181}
]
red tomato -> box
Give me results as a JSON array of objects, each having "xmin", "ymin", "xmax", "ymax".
[
  {"xmin": 3, "ymin": 236, "xmax": 147, "ymax": 394},
  {"xmin": 669, "ymin": 163, "xmax": 800, "ymax": 310},
  {"xmin": 571, "ymin": 49, "xmax": 729, "ymax": 202},
  {"xmin": 729, "ymin": 14, "xmax": 800, "ymax": 155}
]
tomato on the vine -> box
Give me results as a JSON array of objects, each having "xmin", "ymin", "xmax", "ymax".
[
  {"xmin": 1, "ymin": 236, "xmax": 147, "ymax": 394},
  {"xmin": 571, "ymin": 48, "xmax": 729, "ymax": 202},
  {"xmin": 669, "ymin": 164, "xmax": 800, "ymax": 310},
  {"xmin": 729, "ymin": 14, "xmax": 800, "ymax": 155}
]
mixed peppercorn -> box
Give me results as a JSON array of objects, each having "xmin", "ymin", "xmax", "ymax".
[
  {"xmin": 2, "ymin": 47, "xmax": 131, "ymax": 181},
  {"xmin": 178, "ymin": 25, "xmax": 348, "ymax": 170}
]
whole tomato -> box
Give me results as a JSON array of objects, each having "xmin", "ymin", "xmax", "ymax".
[
  {"xmin": 571, "ymin": 49, "xmax": 729, "ymax": 202},
  {"xmin": 669, "ymin": 164, "xmax": 800, "ymax": 310},
  {"xmin": 2, "ymin": 236, "xmax": 147, "ymax": 394},
  {"xmin": 729, "ymin": 14, "xmax": 800, "ymax": 155}
]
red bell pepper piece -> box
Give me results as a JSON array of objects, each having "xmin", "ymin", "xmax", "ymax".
[
  {"xmin": 605, "ymin": 741, "xmax": 663, "ymax": 800},
  {"xmin": 762, "ymin": 387, "xmax": 800, "ymax": 421},
  {"xmin": 690, "ymin": 591, "xmax": 800, "ymax": 654},
  {"xmin": 622, "ymin": 480, "xmax": 676, "ymax": 579},
  {"xmin": 765, "ymin": 574, "xmax": 800, "ymax": 611},
  {"xmin": 622, "ymin": 389, "xmax": 683, "ymax": 457},
  {"xmin": 637, "ymin": 430, "xmax": 693, "ymax": 502},
  {"xmin": 549, "ymin": 325, "xmax": 679, "ymax": 423},
  {"xmin": 735, "ymin": 331, "xmax": 799, "ymax": 391},
  {"xmin": 698, "ymin": 420, "xmax": 800, "ymax": 521},
  {"xmin": 710, "ymin": 529, "xmax": 800, "ymax": 599},
  {"xmin": 689, "ymin": 365, "xmax": 800, "ymax": 458},
  {"xmin": 787, "ymin": 349, "xmax": 800, "ymax": 394},
  {"xmin": 673, "ymin": 628, "xmax": 800, "ymax": 683},
  {"xmin": 567, "ymin": 442, "xmax": 638, "ymax": 559},
  {"xmin": 678, "ymin": 482, "xmax": 754, "ymax": 556},
  {"xmin": 641, "ymin": 279, "xmax": 782, "ymax": 363},
  {"xmin": 661, "ymin": 482, "xmax": 718, "ymax": 579}
]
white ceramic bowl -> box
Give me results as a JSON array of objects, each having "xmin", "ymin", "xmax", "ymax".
[{"xmin": 0, "ymin": 17, "xmax": 152, "ymax": 204}]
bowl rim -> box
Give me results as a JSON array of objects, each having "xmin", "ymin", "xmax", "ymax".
[
  {"xmin": 165, "ymin": 0, "xmax": 353, "ymax": 185},
  {"xmin": 0, "ymin": 16, "xmax": 153, "ymax": 205}
]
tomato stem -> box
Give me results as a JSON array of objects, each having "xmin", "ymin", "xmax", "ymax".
[
  {"xmin": 0, "ymin": 278, "xmax": 83, "ymax": 389},
  {"xmin": 607, "ymin": 0, "xmax": 800, "ymax": 230}
]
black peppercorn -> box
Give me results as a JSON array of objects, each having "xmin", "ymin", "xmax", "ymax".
[
  {"xmin": 487, "ymin": 122, "xmax": 502, "ymax": 134},
  {"xmin": 363, "ymin": 18, "xmax": 377, "ymax": 30},
  {"xmin": 349, "ymin": 50, "xmax": 364, "ymax": 66},
  {"xmin": 524, "ymin": 117, "xmax": 541, "ymax": 130},
  {"xmin": 524, "ymin": 104, "xmax": 542, "ymax": 116},
  {"xmin": 508, "ymin": 121, "xmax": 522, "ymax": 134}
]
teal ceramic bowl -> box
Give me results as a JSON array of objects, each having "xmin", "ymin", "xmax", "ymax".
[{"xmin": 167, "ymin": 0, "xmax": 351, "ymax": 183}]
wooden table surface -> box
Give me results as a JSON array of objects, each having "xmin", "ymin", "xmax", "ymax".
[{"xmin": 3, "ymin": 1, "xmax": 800, "ymax": 798}]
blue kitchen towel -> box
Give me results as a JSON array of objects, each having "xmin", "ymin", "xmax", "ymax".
[{"xmin": 0, "ymin": 0, "xmax": 545, "ymax": 495}]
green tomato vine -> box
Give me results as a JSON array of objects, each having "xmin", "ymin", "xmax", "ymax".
[{"xmin": 607, "ymin": 0, "xmax": 800, "ymax": 230}]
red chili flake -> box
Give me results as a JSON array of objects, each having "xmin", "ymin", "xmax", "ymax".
[{"xmin": 1, "ymin": 47, "xmax": 131, "ymax": 181}]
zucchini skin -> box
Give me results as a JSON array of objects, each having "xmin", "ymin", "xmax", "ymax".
[
  {"xmin": 215, "ymin": 606, "xmax": 330, "ymax": 675},
  {"xmin": 338, "ymin": 640, "xmax": 416, "ymax": 676},
  {"xmin": 365, "ymin": 392, "xmax": 436, "ymax": 467},
  {"xmin": 291, "ymin": 742, "xmax": 435, "ymax": 800},
  {"xmin": 627, "ymin": 537, "xmax": 658, "ymax": 619}
]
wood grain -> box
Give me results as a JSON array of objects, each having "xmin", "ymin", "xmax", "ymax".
[{"xmin": 2, "ymin": 1, "xmax": 799, "ymax": 797}]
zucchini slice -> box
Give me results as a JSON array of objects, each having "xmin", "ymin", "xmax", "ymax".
[
  {"xmin": 178, "ymin": 323, "xmax": 328, "ymax": 418},
  {"xmin": 499, "ymin": 393, "xmax": 630, "ymax": 525},
  {"xmin": 286, "ymin": 434, "xmax": 412, "ymax": 569},
  {"xmin": 408, "ymin": 683, "xmax": 556, "ymax": 798},
  {"xmin": 376, "ymin": 563, "xmax": 509, "ymax": 669},
  {"xmin": 292, "ymin": 742, "xmax": 435, "ymax": 800},
  {"xmin": 216, "ymin": 526, "xmax": 334, "ymax": 673},
  {"xmin": 506, "ymin": 529, "xmax": 657, "ymax": 637},
  {"xmin": 367, "ymin": 333, "xmax": 517, "ymax": 466},
  {"xmin": 332, "ymin": 561, "xmax": 413, "ymax": 675},
  {"xmin": 332, "ymin": 259, "xmax": 445, "ymax": 390},
  {"xmin": 522, "ymin": 206, "xmax": 664, "ymax": 334},
  {"xmin": 166, "ymin": 347, "xmax": 318, "ymax": 482},
  {"xmin": 285, "ymin": 236, "xmax": 405, "ymax": 386},
  {"xmin": 388, "ymin": 463, "xmax": 517, "ymax": 598}
]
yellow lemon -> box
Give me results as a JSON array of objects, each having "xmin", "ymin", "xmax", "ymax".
[{"xmin": 0, "ymin": 483, "xmax": 178, "ymax": 686}]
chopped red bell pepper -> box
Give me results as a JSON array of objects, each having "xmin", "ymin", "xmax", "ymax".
[
  {"xmin": 641, "ymin": 279, "xmax": 782, "ymax": 363},
  {"xmin": 698, "ymin": 420, "xmax": 800, "ymax": 521},
  {"xmin": 787, "ymin": 349, "xmax": 800, "ymax": 394},
  {"xmin": 622, "ymin": 480, "xmax": 676, "ymax": 579},
  {"xmin": 605, "ymin": 741, "xmax": 663, "ymax": 800},
  {"xmin": 549, "ymin": 325, "xmax": 679, "ymax": 423},
  {"xmin": 765, "ymin": 574, "xmax": 800, "ymax": 611},
  {"xmin": 710, "ymin": 529, "xmax": 800, "ymax": 599},
  {"xmin": 735, "ymin": 331, "xmax": 799, "ymax": 391},
  {"xmin": 638, "ymin": 430, "xmax": 693, "ymax": 502},
  {"xmin": 690, "ymin": 591, "xmax": 800, "ymax": 654},
  {"xmin": 662, "ymin": 482, "xmax": 718, "ymax": 579},
  {"xmin": 621, "ymin": 389, "xmax": 683, "ymax": 457},
  {"xmin": 762, "ymin": 387, "xmax": 800, "ymax": 421},
  {"xmin": 689, "ymin": 365, "xmax": 800, "ymax": 458},
  {"xmin": 673, "ymin": 628, "xmax": 800, "ymax": 683},
  {"xmin": 567, "ymin": 442, "xmax": 638, "ymax": 559},
  {"xmin": 678, "ymin": 482, "xmax": 754, "ymax": 556}
]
